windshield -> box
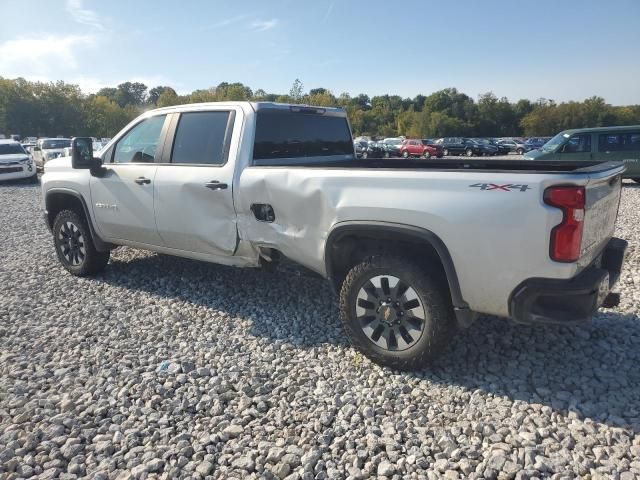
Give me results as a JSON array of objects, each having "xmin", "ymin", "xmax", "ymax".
[
  {"xmin": 385, "ymin": 139, "xmax": 402, "ymax": 145},
  {"xmin": 42, "ymin": 139, "xmax": 71, "ymax": 149},
  {"xmin": 0, "ymin": 144, "xmax": 27, "ymax": 155},
  {"xmin": 542, "ymin": 132, "xmax": 569, "ymax": 152}
]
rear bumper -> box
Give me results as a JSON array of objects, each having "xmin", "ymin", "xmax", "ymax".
[{"xmin": 509, "ymin": 237, "xmax": 627, "ymax": 325}]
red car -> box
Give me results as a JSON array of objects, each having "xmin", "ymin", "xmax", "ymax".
[{"xmin": 399, "ymin": 139, "xmax": 443, "ymax": 159}]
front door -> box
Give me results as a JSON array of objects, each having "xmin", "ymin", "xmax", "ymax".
[
  {"xmin": 90, "ymin": 114, "xmax": 168, "ymax": 245},
  {"xmin": 154, "ymin": 109, "xmax": 239, "ymax": 256},
  {"xmin": 558, "ymin": 133, "xmax": 593, "ymax": 162}
]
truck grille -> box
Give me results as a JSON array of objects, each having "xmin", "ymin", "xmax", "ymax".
[{"xmin": 0, "ymin": 167, "xmax": 23, "ymax": 174}]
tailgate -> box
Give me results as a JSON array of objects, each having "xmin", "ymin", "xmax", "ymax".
[{"xmin": 581, "ymin": 173, "xmax": 623, "ymax": 263}]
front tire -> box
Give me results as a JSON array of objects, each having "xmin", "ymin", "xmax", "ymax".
[
  {"xmin": 443, "ymin": 149, "xmax": 449, "ymax": 156},
  {"xmin": 339, "ymin": 255, "xmax": 456, "ymax": 370},
  {"xmin": 422, "ymin": 150, "xmax": 431, "ymax": 159},
  {"xmin": 465, "ymin": 148, "xmax": 474, "ymax": 157},
  {"xmin": 402, "ymin": 150, "xmax": 410, "ymax": 158},
  {"xmin": 53, "ymin": 210, "xmax": 110, "ymax": 276},
  {"xmin": 517, "ymin": 148, "xmax": 524, "ymax": 155}
]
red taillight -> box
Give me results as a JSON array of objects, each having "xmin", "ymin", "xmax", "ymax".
[{"xmin": 544, "ymin": 186, "xmax": 585, "ymax": 262}]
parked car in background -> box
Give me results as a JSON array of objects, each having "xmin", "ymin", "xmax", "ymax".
[
  {"xmin": 33, "ymin": 138, "xmax": 72, "ymax": 170},
  {"xmin": 524, "ymin": 137, "xmax": 551, "ymax": 151},
  {"xmin": 354, "ymin": 140, "xmax": 385, "ymax": 159},
  {"xmin": 0, "ymin": 140, "xmax": 37, "ymax": 183},
  {"xmin": 399, "ymin": 139, "xmax": 438, "ymax": 158},
  {"xmin": 497, "ymin": 138, "xmax": 528, "ymax": 154},
  {"xmin": 467, "ymin": 139, "xmax": 498, "ymax": 156},
  {"xmin": 382, "ymin": 138, "xmax": 403, "ymax": 157},
  {"xmin": 474, "ymin": 138, "xmax": 509, "ymax": 155},
  {"xmin": 435, "ymin": 137, "xmax": 484, "ymax": 157},
  {"xmin": 524, "ymin": 126, "xmax": 640, "ymax": 182}
]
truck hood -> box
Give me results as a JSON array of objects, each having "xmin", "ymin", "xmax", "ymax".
[
  {"xmin": 43, "ymin": 155, "xmax": 72, "ymax": 172},
  {"xmin": 43, "ymin": 148, "xmax": 66, "ymax": 155},
  {"xmin": 523, "ymin": 149, "xmax": 545, "ymax": 160}
]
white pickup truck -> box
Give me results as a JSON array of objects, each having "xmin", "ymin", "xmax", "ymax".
[{"xmin": 41, "ymin": 102, "xmax": 628, "ymax": 370}]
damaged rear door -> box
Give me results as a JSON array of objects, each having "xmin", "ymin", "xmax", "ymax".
[{"xmin": 153, "ymin": 108, "xmax": 239, "ymax": 256}]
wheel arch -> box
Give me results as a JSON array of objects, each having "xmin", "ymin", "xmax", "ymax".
[
  {"xmin": 45, "ymin": 188, "xmax": 112, "ymax": 252},
  {"xmin": 324, "ymin": 221, "xmax": 469, "ymax": 312}
]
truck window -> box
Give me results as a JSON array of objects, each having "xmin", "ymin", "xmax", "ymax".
[
  {"xmin": 171, "ymin": 111, "xmax": 231, "ymax": 165},
  {"xmin": 113, "ymin": 115, "xmax": 166, "ymax": 163},
  {"xmin": 598, "ymin": 132, "xmax": 640, "ymax": 152},
  {"xmin": 563, "ymin": 134, "xmax": 591, "ymax": 153},
  {"xmin": 253, "ymin": 110, "xmax": 353, "ymax": 164}
]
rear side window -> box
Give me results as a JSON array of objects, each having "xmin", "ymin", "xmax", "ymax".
[
  {"xmin": 171, "ymin": 111, "xmax": 232, "ymax": 165},
  {"xmin": 253, "ymin": 110, "xmax": 353, "ymax": 164},
  {"xmin": 598, "ymin": 132, "xmax": 640, "ymax": 152}
]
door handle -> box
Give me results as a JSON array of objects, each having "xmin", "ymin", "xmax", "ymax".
[
  {"xmin": 205, "ymin": 181, "xmax": 228, "ymax": 190},
  {"xmin": 134, "ymin": 177, "xmax": 151, "ymax": 185}
]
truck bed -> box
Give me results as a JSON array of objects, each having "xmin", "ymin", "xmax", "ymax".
[{"xmin": 255, "ymin": 157, "xmax": 624, "ymax": 174}]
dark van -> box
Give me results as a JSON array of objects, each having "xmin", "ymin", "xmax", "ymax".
[{"xmin": 524, "ymin": 126, "xmax": 640, "ymax": 182}]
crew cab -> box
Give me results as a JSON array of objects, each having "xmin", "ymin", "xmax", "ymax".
[{"xmin": 41, "ymin": 102, "xmax": 627, "ymax": 370}]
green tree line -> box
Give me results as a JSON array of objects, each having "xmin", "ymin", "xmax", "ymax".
[{"xmin": 1, "ymin": 77, "xmax": 639, "ymax": 139}]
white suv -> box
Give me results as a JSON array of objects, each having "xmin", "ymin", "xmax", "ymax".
[{"xmin": 0, "ymin": 140, "xmax": 37, "ymax": 183}]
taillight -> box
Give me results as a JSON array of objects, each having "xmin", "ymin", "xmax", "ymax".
[{"xmin": 544, "ymin": 186, "xmax": 585, "ymax": 262}]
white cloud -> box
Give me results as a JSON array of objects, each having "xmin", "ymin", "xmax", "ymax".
[
  {"xmin": 323, "ymin": 1, "xmax": 335, "ymax": 22},
  {"xmin": 0, "ymin": 35, "xmax": 96, "ymax": 76},
  {"xmin": 250, "ymin": 19, "xmax": 279, "ymax": 32},
  {"xmin": 65, "ymin": 0, "xmax": 105, "ymax": 30},
  {"xmin": 202, "ymin": 14, "xmax": 251, "ymax": 30}
]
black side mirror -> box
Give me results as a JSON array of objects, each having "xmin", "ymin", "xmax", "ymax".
[{"xmin": 71, "ymin": 137, "xmax": 94, "ymax": 169}]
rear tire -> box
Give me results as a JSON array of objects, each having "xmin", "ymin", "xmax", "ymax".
[
  {"xmin": 443, "ymin": 149, "xmax": 449, "ymax": 156},
  {"xmin": 339, "ymin": 255, "xmax": 456, "ymax": 370},
  {"xmin": 362, "ymin": 151, "xmax": 368, "ymax": 159},
  {"xmin": 517, "ymin": 148, "xmax": 524, "ymax": 155},
  {"xmin": 402, "ymin": 151, "xmax": 409, "ymax": 158},
  {"xmin": 465, "ymin": 148, "xmax": 474, "ymax": 157},
  {"xmin": 423, "ymin": 150, "xmax": 431, "ymax": 159},
  {"xmin": 53, "ymin": 209, "xmax": 110, "ymax": 276}
]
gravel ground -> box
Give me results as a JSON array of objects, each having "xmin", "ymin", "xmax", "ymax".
[{"xmin": 1, "ymin": 179, "xmax": 639, "ymax": 480}]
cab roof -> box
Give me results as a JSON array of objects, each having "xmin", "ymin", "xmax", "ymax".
[
  {"xmin": 560, "ymin": 125, "xmax": 640, "ymax": 135},
  {"xmin": 149, "ymin": 101, "xmax": 347, "ymax": 117}
]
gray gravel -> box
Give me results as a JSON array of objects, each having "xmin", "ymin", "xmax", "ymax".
[{"xmin": 1, "ymin": 179, "xmax": 640, "ymax": 479}]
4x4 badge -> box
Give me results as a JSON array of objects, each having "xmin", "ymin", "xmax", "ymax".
[{"xmin": 469, "ymin": 183, "xmax": 531, "ymax": 192}]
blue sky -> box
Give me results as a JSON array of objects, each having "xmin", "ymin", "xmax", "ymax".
[{"xmin": 1, "ymin": 0, "xmax": 639, "ymax": 104}]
